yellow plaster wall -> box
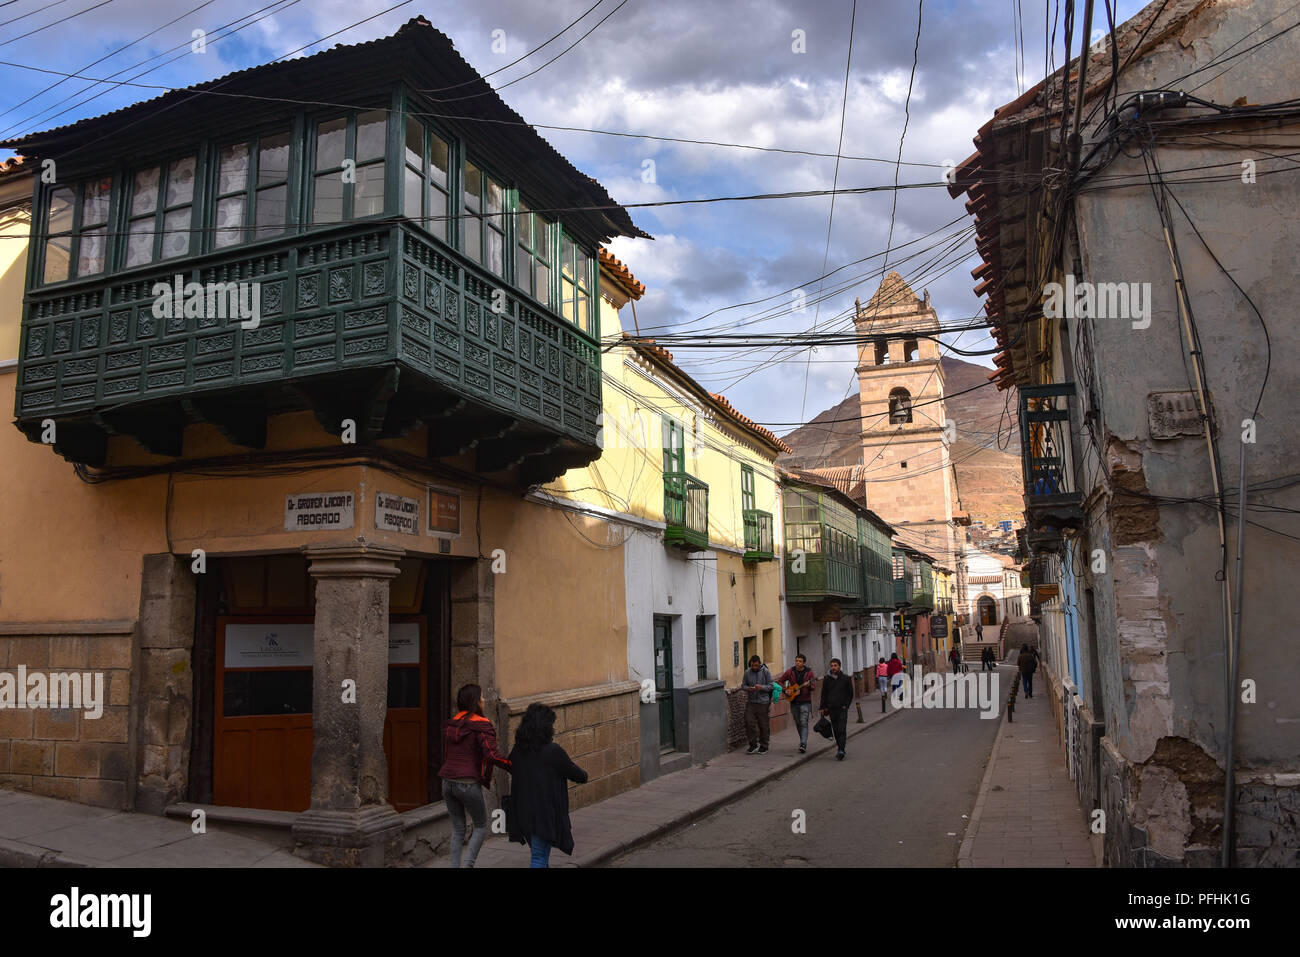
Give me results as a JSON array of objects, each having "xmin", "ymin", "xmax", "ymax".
[
  {"xmin": 715, "ymin": 552, "xmax": 784, "ymax": 686},
  {"xmin": 485, "ymin": 490, "xmax": 628, "ymax": 699},
  {"xmin": 0, "ymin": 377, "xmax": 170, "ymax": 622}
]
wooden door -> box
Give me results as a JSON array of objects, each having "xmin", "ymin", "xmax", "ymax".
[{"xmin": 215, "ymin": 616, "xmax": 428, "ymax": 812}]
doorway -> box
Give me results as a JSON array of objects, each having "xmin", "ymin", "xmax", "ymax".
[
  {"xmin": 654, "ymin": 615, "xmax": 675, "ymax": 750},
  {"xmin": 978, "ymin": 596, "xmax": 999, "ymax": 626},
  {"xmin": 198, "ymin": 555, "xmax": 446, "ymax": 813}
]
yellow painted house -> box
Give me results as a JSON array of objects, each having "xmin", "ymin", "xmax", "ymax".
[
  {"xmin": 542, "ymin": 253, "xmax": 790, "ymax": 774},
  {"xmin": 0, "ymin": 20, "xmax": 663, "ymax": 866}
]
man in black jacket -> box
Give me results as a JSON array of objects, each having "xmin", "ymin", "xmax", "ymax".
[{"xmin": 819, "ymin": 658, "xmax": 855, "ymax": 760}]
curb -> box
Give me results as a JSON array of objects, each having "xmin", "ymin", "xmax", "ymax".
[
  {"xmin": 575, "ymin": 701, "xmax": 906, "ymax": 867},
  {"xmin": 957, "ymin": 670, "xmax": 1011, "ymax": 869},
  {"xmin": 0, "ymin": 836, "xmax": 94, "ymax": 869}
]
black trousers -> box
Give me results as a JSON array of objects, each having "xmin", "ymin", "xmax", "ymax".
[{"xmin": 828, "ymin": 707, "xmax": 848, "ymax": 753}]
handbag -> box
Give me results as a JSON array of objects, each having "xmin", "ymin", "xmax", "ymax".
[{"xmin": 813, "ymin": 715, "xmax": 833, "ymax": 739}]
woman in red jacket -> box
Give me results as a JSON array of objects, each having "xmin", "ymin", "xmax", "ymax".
[
  {"xmin": 886, "ymin": 652, "xmax": 905, "ymax": 699},
  {"xmin": 437, "ymin": 683, "xmax": 511, "ymax": 868}
]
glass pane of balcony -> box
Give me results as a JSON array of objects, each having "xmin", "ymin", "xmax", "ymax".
[
  {"xmin": 356, "ymin": 110, "xmax": 386, "ymax": 162},
  {"xmin": 43, "ymin": 235, "xmax": 70, "ymax": 284},
  {"xmin": 355, "ymin": 162, "xmax": 386, "ymax": 217},
  {"xmin": 259, "ymin": 134, "xmax": 291, "ymax": 184}
]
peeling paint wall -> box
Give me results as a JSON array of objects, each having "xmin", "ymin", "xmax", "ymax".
[{"xmin": 1064, "ymin": 0, "xmax": 1300, "ymax": 864}]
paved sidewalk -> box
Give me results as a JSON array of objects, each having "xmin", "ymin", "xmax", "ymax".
[
  {"xmin": 0, "ymin": 786, "xmax": 316, "ymax": 868},
  {"xmin": 0, "ymin": 697, "xmax": 903, "ymax": 868},
  {"xmin": 425, "ymin": 698, "xmax": 903, "ymax": 868},
  {"xmin": 957, "ymin": 660, "xmax": 1099, "ymax": 868}
]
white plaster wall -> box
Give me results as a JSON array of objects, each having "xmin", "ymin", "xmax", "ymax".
[{"xmin": 624, "ymin": 528, "xmax": 720, "ymax": 694}]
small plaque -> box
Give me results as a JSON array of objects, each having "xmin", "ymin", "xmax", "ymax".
[
  {"xmin": 429, "ymin": 488, "xmax": 461, "ymax": 535},
  {"xmin": 285, "ymin": 491, "xmax": 354, "ymax": 531},
  {"xmin": 1148, "ymin": 391, "xmax": 1204, "ymax": 440},
  {"xmin": 375, "ymin": 492, "xmax": 419, "ymax": 536}
]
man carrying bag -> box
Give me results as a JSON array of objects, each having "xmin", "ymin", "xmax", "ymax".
[{"xmin": 818, "ymin": 658, "xmax": 855, "ymax": 761}]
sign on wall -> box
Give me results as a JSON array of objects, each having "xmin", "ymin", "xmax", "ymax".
[
  {"xmin": 930, "ymin": 614, "xmax": 948, "ymax": 639},
  {"xmin": 285, "ymin": 491, "xmax": 355, "ymax": 531},
  {"xmin": 388, "ymin": 622, "xmax": 420, "ymax": 664},
  {"xmin": 225, "ymin": 621, "xmax": 421, "ymax": 668},
  {"xmin": 429, "ymin": 488, "xmax": 461, "ymax": 535},
  {"xmin": 375, "ymin": 492, "xmax": 420, "ymax": 535},
  {"xmin": 225, "ymin": 623, "xmax": 315, "ymax": 668}
]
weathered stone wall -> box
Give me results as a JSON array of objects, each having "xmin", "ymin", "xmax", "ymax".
[
  {"xmin": 502, "ymin": 683, "xmax": 640, "ymax": 811},
  {"xmin": 0, "ymin": 624, "xmax": 134, "ymax": 808},
  {"xmin": 134, "ymin": 554, "xmax": 197, "ymax": 813}
]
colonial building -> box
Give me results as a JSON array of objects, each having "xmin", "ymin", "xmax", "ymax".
[
  {"xmin": 853, "ymin": 272, "xmax": 969, "ymax": 587},
  {"xmin": 779, "ymin": 468, "xmax": 896, "ymax": 690},
  {"xmin": 544, "ymin": 327, "xmax": 789, "ymax": 775},
  {"xmin": 0, "ymin": 18, "xmax": 653, "ymax": 866},
  {"xmin": 950, "ymin": 0, "xmax": 1300, "ymax": 866}
]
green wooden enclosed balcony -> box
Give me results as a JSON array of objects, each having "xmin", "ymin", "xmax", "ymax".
[
  {"xmin": 15, "ymin": 221, "xmax": 603, "ymax": 481},
  {"xmin": 742, "ymin": 508, "xmax": 774, "ymax": 562},
  {"xmin": 4, "ymin": 18, "xmax": 647, "ymax": 483},
  {"xmin": 782, "ymin": 482, "xmax": 861, "ymax": 603},
  {"xmin": 664, "ymin": 471, "xmax": 709, "ymax": 551},
  {"xmin": 892, "ymin": 549, "xmax": 915, "ymax": 607}
]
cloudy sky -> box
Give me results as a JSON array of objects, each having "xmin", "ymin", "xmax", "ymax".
[{"xmin": 0, "ymin": 0, "xmax": 1152, "ymax": 432}]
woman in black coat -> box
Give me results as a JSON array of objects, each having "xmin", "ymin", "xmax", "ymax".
[{"xmin": 505, "ymin": 702, "xmax": 588, "ymax": 867}]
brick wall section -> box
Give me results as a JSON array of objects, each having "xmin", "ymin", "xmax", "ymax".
[
  {"xmin": 503, "ymin": 685, "xmax": 641, "ymax": 811},
  {"xmin": 0, "ymin": 628, "xmax": 134, "ymax": 808}
]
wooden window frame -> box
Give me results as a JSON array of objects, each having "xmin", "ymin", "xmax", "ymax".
[
  {"xmin": 309, "ymin": 109, "xmax": 389, "ymax": 227},
  {"xmin": 403, "ymin": 113, "xmax": 453, "ymax": 245},
  {"xmin": 212, "ymin": 129, "xmax": 294, "ymax": 251}
]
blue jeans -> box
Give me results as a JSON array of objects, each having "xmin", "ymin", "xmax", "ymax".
[
  {"xmin": 790, "ymin": 702, "xmax": 812, "ymax": 747},
  {"xmin": 442, "ymin": 779, "xmax": 488, "ymax": 868},
  {"xmin": 529, "ymin": 835, "xmax": 552, "ymax": 868},
  {"xmin": 1022, "ymin": 672, "xmax": 1034, "ymax": 696}
]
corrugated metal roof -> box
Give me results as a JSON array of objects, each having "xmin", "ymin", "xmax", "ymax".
[{"xmin": 3, "ymin": 16, "xmax": 649, "ymax": 244}]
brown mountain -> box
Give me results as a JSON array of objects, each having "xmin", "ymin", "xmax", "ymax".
[{"xmin": 778, "ymin": 357, "xmax": 1024, "ymax": 525}]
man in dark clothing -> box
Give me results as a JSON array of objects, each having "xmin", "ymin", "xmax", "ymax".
[
  {"xmin": 741, "ymin": 655, "xmax": 773, "ymax": 754},
  {"xmin": 819, "ymin": 658, "xmax": 854, "ymax": 760},
  {"xmin": 777, "ymin": 654, "xmax": 817, "ymax": 753},
  {"xmin": 1017, "ymin": 643, "xmax": 1038, "ymax": 697}
]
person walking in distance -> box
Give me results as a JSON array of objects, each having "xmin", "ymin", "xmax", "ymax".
[
  {"xmin": 777, "ymin": 654, "xmax": 817, "ymax": 754},
  {"xmin": 742, "ymin": 655, "xmax": 774, "ymax": 754},
  {"xmin": 819, "ymin": 658, "xmax": 855, "ymax": 760},
  {"xmin": 886, "ymin": 652, "xmax": 905, "ymax": 700},
  {"xmin": 948, "ymin": 644, "xmax": 962, "ymax": 674},
  {"xmin": 505, "ymin": 702, "xmax": 588, "ymax": 868},
  {"xmin": 1017, "ymin": 643, "xmax": 1038, "ymax": 698},
  {"xmin": 437, "ymin": 683, "xmax": 512, "ymax": 869},
  {"xmin": 976, "ymin": 621, "xmax": 984, "ymax": 642},
  {"xmin": 875, "ymin": 657, "xmax": 889, "ymax": 711}
]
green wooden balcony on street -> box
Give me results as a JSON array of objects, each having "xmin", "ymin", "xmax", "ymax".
[
  {"xmin": 15, "ymin": 221, "xmax": 602, "ymax": 483},
  {"xmin": 664, "ymin": 470, "xmax": 709, "ymax": 551},
  {"xmin": 742, "ymin": 508, "xmax": 774, "ymax": 562}
]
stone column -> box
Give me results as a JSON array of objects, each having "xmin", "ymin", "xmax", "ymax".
[{"xmin": 292, "ymin": 540, "xmax": 405, "ymax": 867}]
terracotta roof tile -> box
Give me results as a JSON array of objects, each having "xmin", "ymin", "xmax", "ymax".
[
  {"xmin": 598, "ymin": 247, "xmax": 645, "ymax": 300},
  {"xmin": 622, "ymin": 335, "xmax": 788, "ymax": 455}
]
